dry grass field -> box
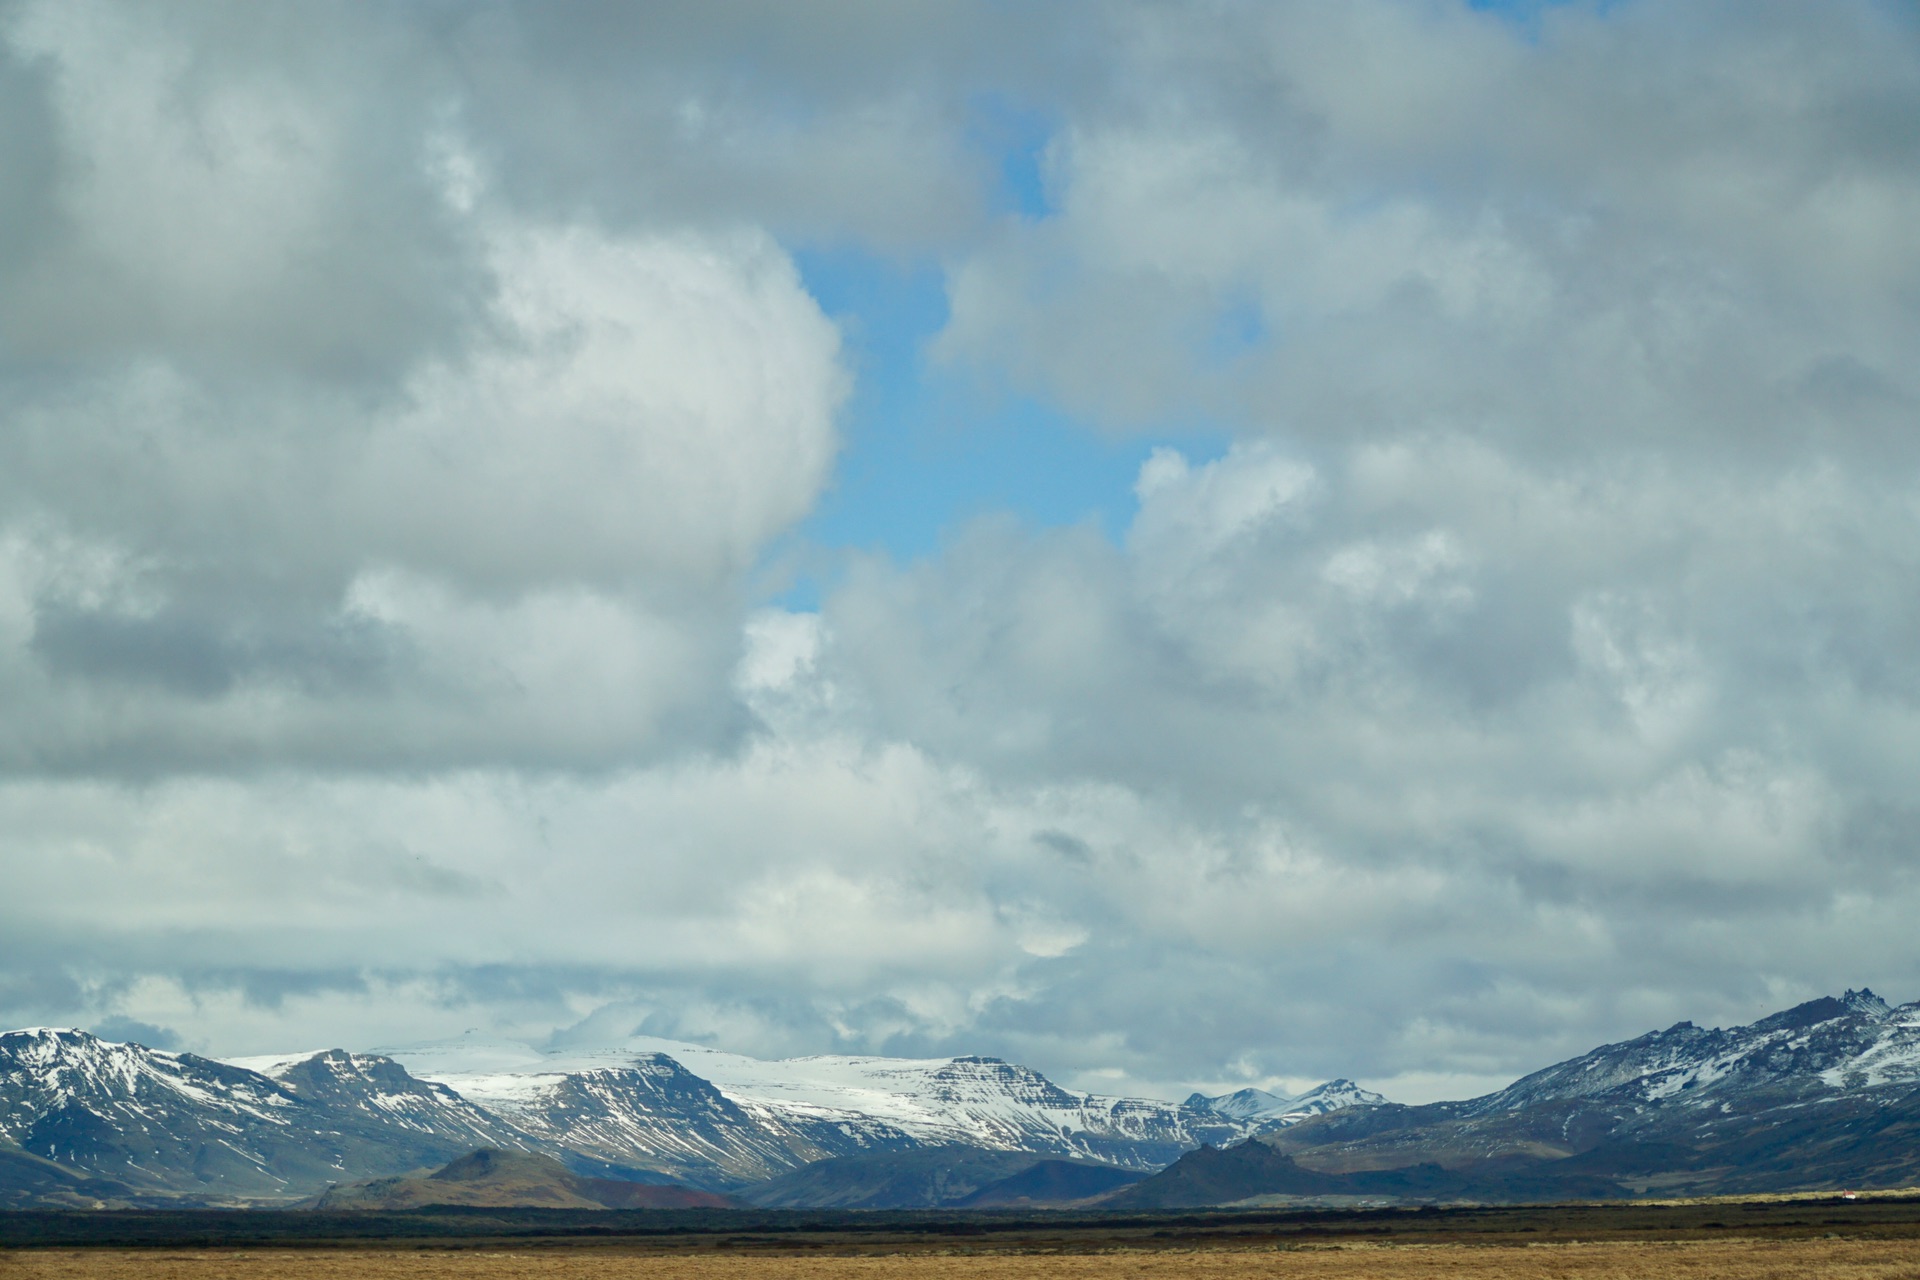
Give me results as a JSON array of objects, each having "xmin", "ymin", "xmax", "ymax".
[{"xmin": 9, "ymin": 1241, "xmax": 1920, "ymax": 1279}]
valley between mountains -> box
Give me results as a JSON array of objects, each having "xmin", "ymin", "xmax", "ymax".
[{"xmin": 7, "ymin": 989, "xmax": 1920, "ymax": 1211}]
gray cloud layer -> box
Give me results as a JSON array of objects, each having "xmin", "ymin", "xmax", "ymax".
[{"xmin": 2, "ymin": 0, "xmax": 1917, "ymax": 1103}]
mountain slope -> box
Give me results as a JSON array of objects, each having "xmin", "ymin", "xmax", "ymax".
[{"xmin": 0, "ymin": 1139, "xmax": 145, "ymax": 1210}]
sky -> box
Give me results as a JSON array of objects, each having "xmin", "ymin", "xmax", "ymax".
[{"xmin": 2, "ymin": 0, "xmax": 1918, "ymax": 1107}]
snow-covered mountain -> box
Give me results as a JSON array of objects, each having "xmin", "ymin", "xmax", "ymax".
[
  {"xmin": 1185, "ymin": 1079, "xmax": 1387, "ymax": 1126},
  {"xmin": 0, "ymin": 1024, "xmax": 1391, "ymax": 1202},
  {"xmin": 231, "ymin": 1048, "xmax": 536, "ymax": 1152},
  {"xmin": 1260, "ymin": 989, "xmax": 1920, "ymax": 1199},
  {"xmin": 0, "ymin": 1029, "xmax": 529, "ymax": 1200},
  {"xmin": 20, "ymin": 991, "xmax": 1920, "ymax": 1206},
  {"xmin": 1463, "ymin": 988, "xmax": 1920, "ymax": 1114},
  {"xmin": 381, "ymin": 1035, "xmax": 1319, "ymax": 1173},
  {"xmin": 394, "ymin": 1048, "xmax": 918, "ymax": 1186}
]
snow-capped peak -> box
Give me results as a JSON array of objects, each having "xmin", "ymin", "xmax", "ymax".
[
  {"xmin": 1183, "ymin": 1086, "xmax": 1294, "ymax": 1120},
  {"xmin": 1186, "ymin": 1078, "xmax": 1388, "ymax": 1126},
  {"xmin": 1287, "ymin": 1078, "xmax": 1390, "ymax": 1114}
]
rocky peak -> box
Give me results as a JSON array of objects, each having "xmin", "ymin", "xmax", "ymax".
[{"xmin": 1842, "ymin": 988, "xmax": 1893, "ymax": 1020}]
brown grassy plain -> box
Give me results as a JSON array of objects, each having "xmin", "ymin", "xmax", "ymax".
[{"xmin": 9, "ymin": 1241, "xmax": 1920, "ymax": 1280}]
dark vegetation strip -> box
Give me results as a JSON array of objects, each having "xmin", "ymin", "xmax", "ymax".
[{"xmin": 4, "ymin": 1198, "xmax": 1919, "ymax": 1253}]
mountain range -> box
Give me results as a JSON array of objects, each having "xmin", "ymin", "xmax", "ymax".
[
  {"xmin": 372, "ymin": 1034, "xmax": 1373, "ymax": 1177},
  {"xmin": 7, "ymin": 989, "xmax": 1919, "ymax": 1210},
  {"xmin": 0, "ymin": 1025, "xmax": 1368, "ymax": 1205}
]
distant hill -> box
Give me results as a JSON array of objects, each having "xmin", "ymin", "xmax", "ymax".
[
  {"xmin": 948, "ymin": 1158, "xmax": 1147, "ymax": 1207},
  {"xmin": 308, "ymin": 1149, "xmax": 738, "ymax": 1210},
  {"xmin": 737, "ymin": 1144, "xmax": 1044, "ymax": 1209},
  {"xmin": 1099, "ymin": 1142, "xmax": 1620, "ymax": 1208},
  {"xmin": 735, "ymin": 1143, "xmax": 1145, "ymax": 1209}
]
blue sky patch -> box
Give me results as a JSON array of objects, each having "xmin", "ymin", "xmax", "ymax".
[
  {"xmin": 777, "ymin": 245, "xmax": 1226, "ymax": 608},
  {"xmin": 967, "ymin": 93, "xmax": 1057, "ymax": 221}
]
